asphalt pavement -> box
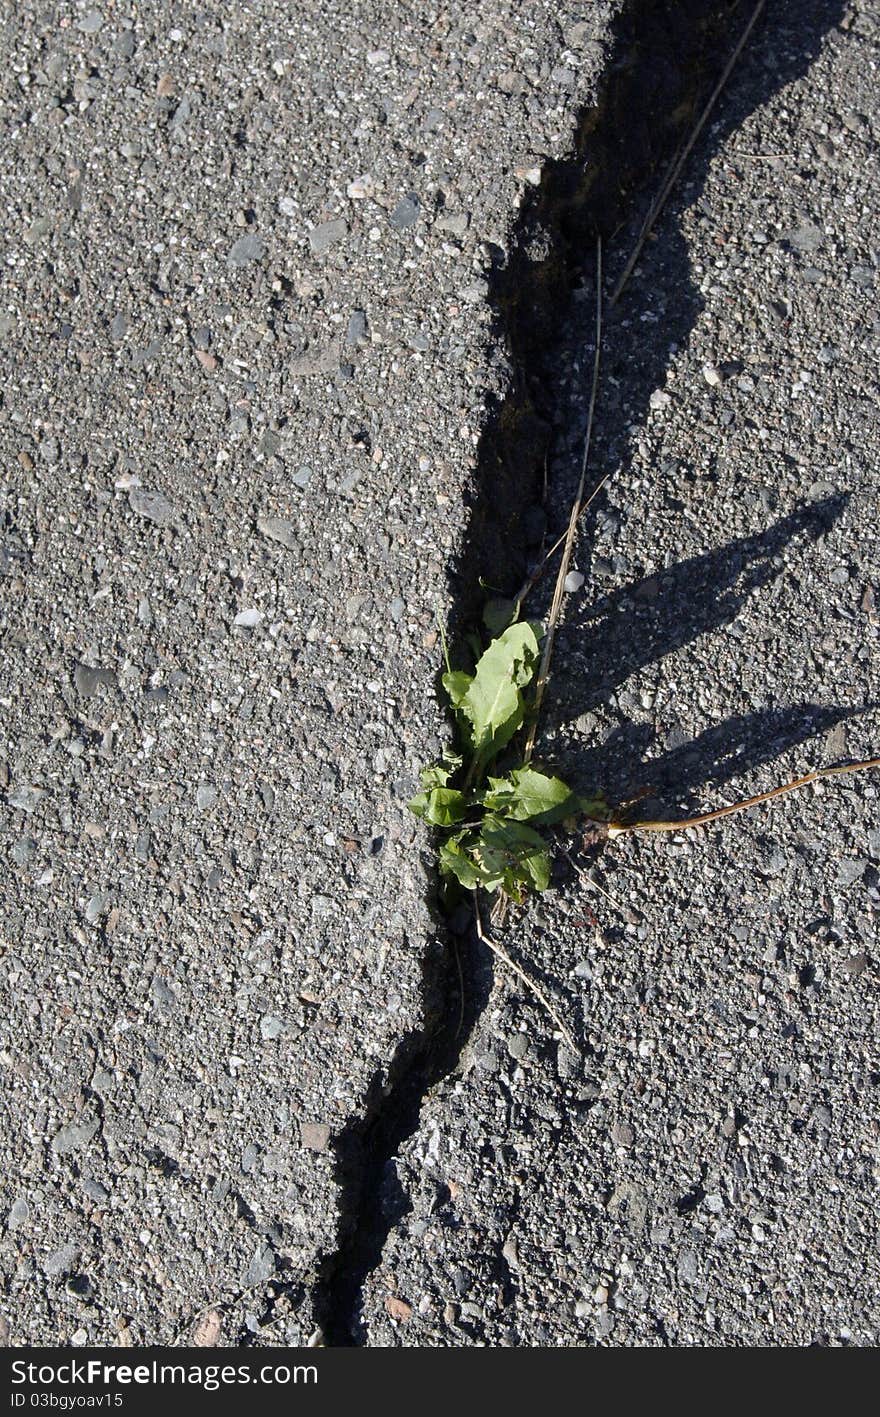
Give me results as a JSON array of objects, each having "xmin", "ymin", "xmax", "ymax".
[{"xmin": 1, "ymin": 0, "xmax": 877, "ymax": 1347}]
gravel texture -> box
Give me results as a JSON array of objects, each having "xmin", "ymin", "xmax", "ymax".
[
  {"xmin": 0, "ymin": 0, "xmax": 619, "ymax": 1346},
  {"xmin": 359, "ymin": 0, "xmax": 880, "ymax": 1347},
  {"xmin": 2, "ymin": 0, "xmax": 878, "ymax": 1350}
]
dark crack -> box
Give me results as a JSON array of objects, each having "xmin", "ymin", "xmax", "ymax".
[{"xmin": 307, "ymin": 0, "xmax": 846, "ymax": 1346}]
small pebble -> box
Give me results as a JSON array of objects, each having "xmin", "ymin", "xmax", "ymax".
[
  {"xmin": 74, "ymin": 663, "xmax": 116, "ymax": 698},
  {"xmin": 192, "ymin": 1310, "xmax": 223, "ymax": 1347},
  {"xmin": 228, "ymin": 232, "xmax": 266, "ymax": 267},
  {"xmin": 301, "ymin": 1122, "xmax": 331, "ymax": 1152},
  {"xmin": 345, "ymin": 310, "xmax": 368, "ymax": 346},
  {"xmin": 390, "ymin": 195, "xmax": 420, "ymax": 230},
  {"xmin": 85, "ymin": 893, "xmax": 109, "ymax": 925},
  {"xmin": 82, "ymin": 1179, "xmax": 109, "ymax": 1204},
  {"xmin": 257, "ymin": 515, "xmax": 299, "ymax": 550},
  {"xmin": 346, "ymin": 175, "xmax": 374, "ymax": 199},
  {"xmin": 9, "ymin": 785, "xmax": 45, "ymax": 813},
  {"xmin": 842, "ymin": 954, "xmax": 868, "ymax": 977},
  {"xmin": 244, "ymin": 1244, "xmax": 275, "ymax": 1286},
  {"xmin": 196, "ymin": 783, "xmax": 217, "ymax": 811},
  {"xmin": 44, "ymin": 1244, "xmax": 81, "ymax": 1278},
  {"xmin": 309, "ymin": 218, "xmax": 348, "ymax": 255},
  {"xmin": 836, "ymin": 858, "xmax": 867, "ymax": 887},
  {"xmin": 129, "ymin": 488, "xmax": 175, "ymax": 526},
  {"xmin": 8, "ymin": 1198, "xmax": 29, "ymax": 1230},
  {"xmin": 783, "ymin": 220, "xmax": 823, "ymax": 253}
]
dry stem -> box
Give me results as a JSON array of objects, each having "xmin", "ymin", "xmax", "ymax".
[
  {"xmin": 609, "ymin": 756, "xmax": 880, "ymax": 837},
  {"xmin": 609, "ymin": 0, "xmax": 767, "ymax": 306},
  {"xmin": 523, "ymin": 236, "xmax": 603, "ymax": 763},
  {"xmin": 473, "ymin": 892, "xmax": 578, "ymax": 1054}
]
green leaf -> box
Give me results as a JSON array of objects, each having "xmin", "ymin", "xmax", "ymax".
[
  {"xmin": 439, "ymin": 834, "xmax": 492, "ymax": 890},
  {"xmin": 474, "ymin": 816, "xmax": 551, "ymax": 895},
  {"xmin": 521, "ymin": 844, "xmax": 551, "ymax": 892},
  {"xmin": 482, "ymin": 597, "xmax": 518, "ymax": 637},
  {"xmin": 438, "ymin": 816, "xmax": 553, "ymax": 899},
  {"xmin": 427, "ymin": 788, "xmax": 468, "ymax": 825},
  {"xmin": 419, "ymin": 751, "xmax": 463, "ymax": 791},
  {"xmin": 459, "ymin": 622, "xmax": 541, "ymax": 769},
  {"xmin": 579, "ymin": 796, "xmax": 610, "ymax": 821},
  {"xmin": 503, "ymin": 767, "xmax": 578, "ymax": 824},
  {"xmin": 482, "ymin": 770, "xmax": 604, "ymax": 826},
  {"xmin": 480, "ymin": 775, "xmax": 517, "ymax": 814},
  {"xmin": 441, "ymin": 670, "xmax": 472, "ymax": 709}
]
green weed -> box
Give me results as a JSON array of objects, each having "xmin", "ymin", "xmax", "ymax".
[{"xmin": 408, "ymin": 614, "xmax": 607, "ymax": 904}]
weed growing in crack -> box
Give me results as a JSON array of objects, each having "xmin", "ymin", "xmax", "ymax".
[
  {"xmin": 411, "ymin": 604, "xmax": 880, "ymax": 915},
  {"xmin": 408, "ymin": 614, "xmax": 608, "ymax": 904},
  {"xmin": 410, "ymin": 235, "xmax": 878, "ymax": 1048},
  {"xmin": 409, "ymin": 2, "xmax": 880, "ymax": 1044}
]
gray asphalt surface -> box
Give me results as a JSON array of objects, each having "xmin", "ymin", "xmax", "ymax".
[
  {"xmin": 361, "ymin": 0, "xmax": 880, "ymax": 1347},
  {"xmin": 1, "ymin": 0, "xmax": 878, "ymax": 1349},
  {"xmin": 0, "ymin": 0, "xmax": 618, "ymax": 1347}
]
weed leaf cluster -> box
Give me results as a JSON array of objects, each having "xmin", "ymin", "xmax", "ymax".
[{"xmin": 409, "ymin": 620, "xmax": 606, "ymax": 902}]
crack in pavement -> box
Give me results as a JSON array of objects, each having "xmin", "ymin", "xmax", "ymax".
[{"xmin": 306, "ymin": 0, "xmax": 805, "ymax": 1346}]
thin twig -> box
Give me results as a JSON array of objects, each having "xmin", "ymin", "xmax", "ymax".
[
  {"xmin": 609, "ymin": 0, "xmax": 767, "ymax": 306},
  {"xmin": 513, "ymin": 469, "xmax": 612, "ymax": 614},
  {"xmin": 559, "ymin": 845, "xmax": 622, "ymax": 910},
  {"xmin": 491, "ymin": 892, "xmax": 509, "ymax": 930},
  {"xmin": 609, "ymin": 756, "xmax": 880, "ymax": 837},
  {"xmin": 523, "ymin": 237, "xmax": 603, "ymax": 762},
  {"xmin": 451, "ymin": 935, "xmax": 466, "ymax": 1039},
  {"xmin": 473, "ymin": 893, "xmax": 578, "ymax": 1053}
]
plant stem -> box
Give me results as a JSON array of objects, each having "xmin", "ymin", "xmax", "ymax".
[
  {"xmin": 609, "ymin": 0, "xmax": 767, "ymax": 306},
  {"xmin": 608, "ymin": 756, "xmax": 880, "ymax": 837},
  {"xmin": 473, "ymin": 892, "xmax": 578, "ymax": 1053},
  {"xmin": 512, "ymin": 469, "xmax": 612, "ymax": 614},
  {"xmin": 523, "ymin": 236, "xmax": 603, "ymax": 763}
]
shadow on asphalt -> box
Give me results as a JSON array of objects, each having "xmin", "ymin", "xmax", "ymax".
[
  {"xmin": 317, "ymin": 0, "xmax": 847, "ymax": 1345},
  {"xmin": 453, "ymin": 0, "xmax": 846, "ymax": 625},
  {"xmin": 456, "ymin": 0, "xmax": 850, "ymax": 822},
  {"xmin": 553, "ymin": 495, "xmax": 867, "ymax": 810},
  {"xmin": 562, "ymin": 495, "xmax": 848, "ymax": 717},
  {"xmin": 569, "ymin": 701, "xmax": 869, "ymax": 821}
]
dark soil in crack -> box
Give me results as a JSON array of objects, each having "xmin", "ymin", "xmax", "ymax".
[{"xmin": 312, "ymin": 0, "xmax": 846, "ymax": 1346}]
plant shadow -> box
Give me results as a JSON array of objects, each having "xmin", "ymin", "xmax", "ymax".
[
  {"xmin": 567, "ymin": 701, "xmax": 869, "ymax": 821},
  {"xmin": 452, "ymin": 0, "xmax": 849, "ymax": 822},
  {"xmin": 549, "ymin": 493, "xmax": 872, "ymax": 816},
  {"xmin": 318, "ymin": 0, "xmax": 850, "ymax": 1345},
  {"xmin": 558, "ymin": 495, "xmax": 848, "ymax": 719},
  {"xmin": 544, "ymin": 495, "xmax": 867, "ymax": 813}
]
